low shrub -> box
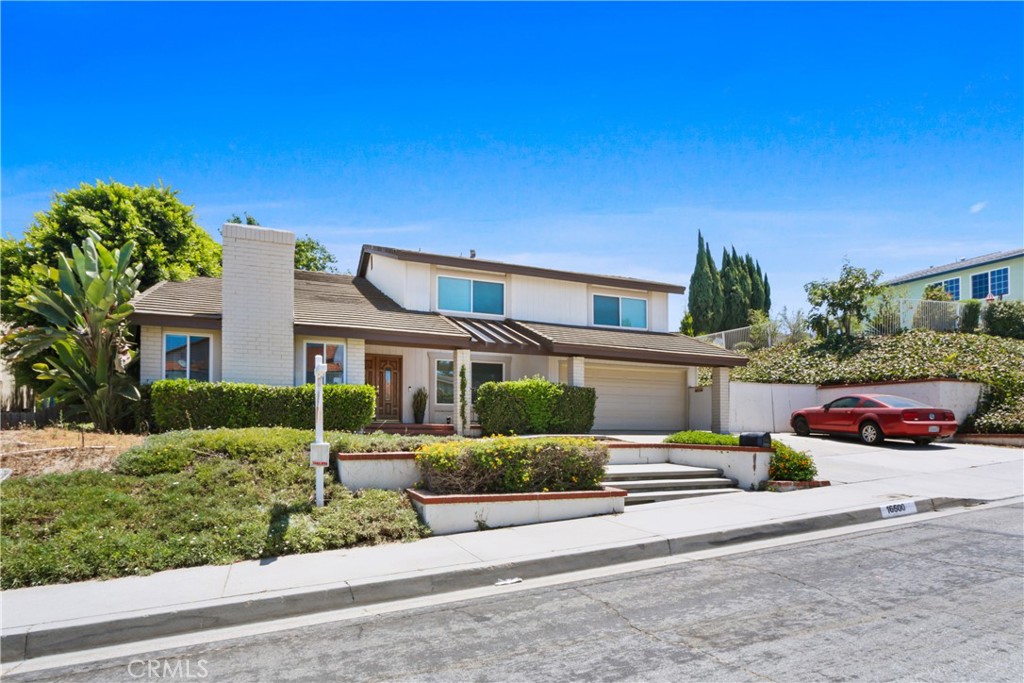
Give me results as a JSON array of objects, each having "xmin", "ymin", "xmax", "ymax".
[
  {"xmin": 664, "ymin": 431, "xmax": 740, "ymax": 447},
  {"xmin": 982, "ymin": 300, "xmax": 1024, "ymax": 340},
  {"xmin": 474, "ymin": 377, "xmax": 597, "ymax": 435},
  {"xmin": 415, "ymin": 436, "xmax": 608, "ymax": 494},
  {"xmin": 768, "ymin": 442, "xmax": 818, "ymax": 481},
  {"xmin": 3, "ymin": 427, "xmax": 425, "ymax": 588},
  {"xmin": 960, "ymin": 300, "xmax": 982, "ymax": 333},
  {"xmin": 150, "ymin": 380, "xmax": 375, "ymax": 432},
  {"xmin": 967, "ymin": 393, "xmax": 1024, "ymax": 434}
]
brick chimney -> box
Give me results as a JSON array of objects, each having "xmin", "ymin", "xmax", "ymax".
[{"xmin": 221, "ymin": 223, "xmax": 295, "ymax": 385}]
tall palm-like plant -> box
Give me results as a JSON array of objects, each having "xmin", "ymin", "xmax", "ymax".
[{"xmin": 5, "ymin": 231, "xmax": 141, "ymax": 431}]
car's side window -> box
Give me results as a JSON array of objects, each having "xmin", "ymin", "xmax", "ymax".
[
  {"xmin": 830, "ymin": 397, "xmax": 860, "ymax": 409},
  {"xmin": 861, "ymin": 399, "xmax": 883, "ymax": 408}
]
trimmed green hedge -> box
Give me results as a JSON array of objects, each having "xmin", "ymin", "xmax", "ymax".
[
  {"xmin": 415, "ymin": 436, "xmax": 608, "ymax": 494},
  {"xmin": 474, "ymin": 377, "xmax": 596, "ymax": 435},
  {"xmin": 150, "ymin": 379, "xmax": 376, "ymax": 432}
]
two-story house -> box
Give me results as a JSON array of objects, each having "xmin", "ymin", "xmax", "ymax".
[{"xmin": 131, "ymin": 224, "xmax": 745, "ymax": 433}]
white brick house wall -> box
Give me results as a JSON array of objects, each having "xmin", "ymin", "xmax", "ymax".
[{"xmin": 221, "ymin": 223, "xmax": 295, "ymax": 386}]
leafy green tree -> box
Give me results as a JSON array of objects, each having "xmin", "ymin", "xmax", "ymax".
[
  {"xmin": 2, "ymin": 180, "xmax": 221, "ymax": 326},
  {"xmin": 227, "ymin": 212, "xmax": 261, "ymax": 226},
  {"xmin": 226, "ymin": 214, "xmax": 339, "ymax": 273},
  {"xmin": 294, "ymin": 235, "xmax": 339, "ymax": 272},
  {"xmin": 746, "ymin": 254, "xmax": 765, "ymax": 313},
  {"xmin": 4, "ymin": 232, "xmax": 141, "ymax": 431},
  {"xmin": 805, "ymin": 261, "xmax": 884, "ymax": 337}
]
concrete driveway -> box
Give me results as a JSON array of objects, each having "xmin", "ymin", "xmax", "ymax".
[{"xmin": 773, "ymin": 432, "xmax": 1023, "ymax": 501}]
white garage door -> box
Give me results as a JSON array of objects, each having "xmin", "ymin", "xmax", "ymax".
[{"xmin": 586, "ymin": 362, "xmax": 686, "ymax": 431}]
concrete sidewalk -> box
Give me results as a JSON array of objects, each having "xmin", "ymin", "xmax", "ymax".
[{"xmin": 2, "ymin": 438, "xmax": 1021, "ymax": 664}]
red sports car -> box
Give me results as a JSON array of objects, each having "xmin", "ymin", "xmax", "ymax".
[{"xmin": 790, "ymin": 393, "xmax": 957, "ymax": 446}]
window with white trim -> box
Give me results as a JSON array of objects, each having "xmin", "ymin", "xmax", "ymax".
[
  {"xmin": 437, "ymin": 276, "xmax": 504, "ymax": 315},
  {"xmin": 304, "ymin": 342, "xmax": 345, "ymax": 384},
  {"xmin": 164, "ymin": 334, "xmax": 210, "ymax": 381},
  {"xmin": 593, "ymin": 294, "xmax": 647, "ymax": 328},
  {"xmin": 970, "ymin": 267, "xmax": 1010, "ymax": 299},
  {"xmin": 435, "ymin": 359, "xmax": 454, "ymax": 404},
  {"xmin": 991, "ymin": 267, "xmax": 1009, "ymax": 297},
  {"xmin": 929, "ymin": 278, "xmax": 960, "ymax": 301}
]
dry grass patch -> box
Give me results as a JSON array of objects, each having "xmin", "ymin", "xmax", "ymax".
[{"xmin": 0, "ymin": 428, "xmax": 144, "ymax": 478}]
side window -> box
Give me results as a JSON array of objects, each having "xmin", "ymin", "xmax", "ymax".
[
  {"xmin": 830, "ymin": 397, "xmax": 860, "ymax": 409},
  {"xmin": 435, "ymin": 360, "xmax": 454, "ymax": 404},
  {"xmin": 861, "ymin": 399, "xmax": 883, "ymax": 408},
  {"xmin": 305, "ymin": 342, "xmax": 345, "ymax": 384},
  {"xmin": 164, "ymin": 334, "xmax": 210, "ymax": 381}
]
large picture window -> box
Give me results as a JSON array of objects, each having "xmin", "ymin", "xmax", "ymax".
[
  {"xmin": 971, "ymin": 272, "xmax": 990, "ymax": 300},
  {"xmin": 991, "ymin": 267, "xmax": 1009, "ymax": 297},
  {"xmin": 593, "ymin": 294, "xmax": 647, "ymax": 328},
  {"xmin": 969, "ymin": 267, "xmax": 1010, "ymax": 299},
  {"xmin": 164, "ymin": 334, "xmax": 210, "ymax": 381},
  {"xmin": 471, "ymin": 362, "xmax": 504, "ymax": 395},
  {"xmin": 305, "ymin": 342, "xmax": 345, "ymax": 384},
  {"xmin": 438, "ymin": 276, "xmax": 504, "ymax": 315}
]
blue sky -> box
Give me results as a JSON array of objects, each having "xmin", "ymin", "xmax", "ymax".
[{"xmin": 3, "ymin": 1, "xmax": 1021, "ymax": 327}]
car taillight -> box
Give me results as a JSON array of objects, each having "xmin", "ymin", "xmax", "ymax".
[
  {"xmin": 902, "ymin": 410, "xmax": 920, "ymax": 421},
  {"xmin": 944, "ymin": 411, "xmax": 955, "ymax": 421}
]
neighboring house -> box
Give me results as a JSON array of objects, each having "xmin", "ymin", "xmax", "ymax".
[
  {"xmin": 883, "ymin": 248, "xmax": 1024, "ymax": 302},
  {"xmin": 130, "ymin": 224, "xmax": 745, "ymax": 433}
]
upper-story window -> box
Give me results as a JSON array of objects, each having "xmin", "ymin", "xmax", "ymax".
[
  {"xmin": 593, "ymin": 294, "xmax": 647, "ymax": 328},
  {"xmin": 971, "ymin": 267, "xmax": 1010, "ymax": 300},
  {"xmin": 437, "ymin": 276, "xmax": 504, "ymax": 315},
  {"xmin": 164, "ymin": 334, "xmax": 210, "ymax": 381},
  {"xmin": 929, "ymin": 278, "xmax": 960, "ymax": 301},
  {"xmin": 305, "ymin": 342, "xmax": 345, "ymax": 384}
]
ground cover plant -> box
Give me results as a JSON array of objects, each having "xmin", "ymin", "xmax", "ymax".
[
  {"xmin": 663, "ymin": 431, "xmax": 818, "ymax": 481},
  {"xmin": 730, "ymin": 330, "xmax": 1024, "ymax": 433},
  {"xmin": 0, "ymin": 428, "xmax": 439, "ymax": 589},
  {"xmin": 415, "ymin": 436, "xmax": 608, "ymax": 495}
]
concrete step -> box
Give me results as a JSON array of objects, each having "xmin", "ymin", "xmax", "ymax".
[
  {"xmin": 604, "ymin": 463, "xmax": 723, "ymax": 481},
  {"xmin": 624, "ymin": 488, "xmax": 744, "ymax": 505},
  {"xmin": 604, "ymin": 477, "xmax": 737, "ymax": 492}
]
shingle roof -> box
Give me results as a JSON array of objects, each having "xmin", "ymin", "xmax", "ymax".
[
  {"xmin": 292, "ymin": 272, "xmax": 469, "ymax": 346},
  {"xmin": 884, "ymin": 248, "xmax": 1024, "ymax": 285},
  {"xmin": 130, "ymin": 273, "xmax": 743, "ymax": 366},
  {"xmin": 512, "ymin": 320, "xmax": 748, "ymax": 367},
  {"xmin": 358, "ymin": 245, "xmax": 686, "ymax": 294}
]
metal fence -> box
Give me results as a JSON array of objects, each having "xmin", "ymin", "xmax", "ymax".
[
  {"xmin": 694, "ymin": 297, "xmax": 979, "ymax": 350},
  {"xmin": 866, "ymin": 298, "xmax": 966, "ymax": 336}
]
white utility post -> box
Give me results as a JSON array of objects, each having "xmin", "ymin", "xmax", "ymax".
[{"xmin": 310, "ymin": 354, "xmax": 330, "ymax": 507}]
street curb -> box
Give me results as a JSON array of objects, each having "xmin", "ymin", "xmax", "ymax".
[{"xmin": 0, "ymin": 495, "xmax": 983, "ymax": 663}]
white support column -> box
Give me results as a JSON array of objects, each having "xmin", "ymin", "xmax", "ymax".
[
  {"xmin": 710, "ymin": 367, "xmax": 731, "ymax": 434},
  {"xmin": 686, "ymin": 366, "xmax": 699, "ymax": 388},
  {"xmin": 453, "ymin": 348, "xmax": 471, "ymax": 435},
  {"xmin": 567, "ymin": 356, "xmax": 586, "ymax": 387}
]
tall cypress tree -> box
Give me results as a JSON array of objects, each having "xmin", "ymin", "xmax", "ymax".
[
  {"xmin": 687, "ymin": 232, "xmax": 716, "ymax": 334},
  {"xmin": 747, "ymin": 254, "xmax": 765, "ymax": 314},
  {"xmin": 762, "ymin": 272, "xmax": 772, "ymax": 313},
  {"xmin": 706, "ymin": 239, "xmax": 724, "ymax": 331}
]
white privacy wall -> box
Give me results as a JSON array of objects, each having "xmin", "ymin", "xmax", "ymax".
[{"xmin": 688, "ymin": 380, "xmax": 982, "ymax": 434}]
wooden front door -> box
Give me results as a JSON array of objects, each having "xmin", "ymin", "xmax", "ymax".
[{"xmin": 365, "ymin": 355, "xmax": 403, "ymax": 421}]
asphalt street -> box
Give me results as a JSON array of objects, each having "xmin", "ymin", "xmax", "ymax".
[{"xmin": 9, "ymin": 502, "xmax": 1022, "ymax": 683}]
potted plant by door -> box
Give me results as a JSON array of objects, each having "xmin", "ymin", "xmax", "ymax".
[{"xmin": 412, "ymin": 387, "xmax": 428, "ymax": 424}]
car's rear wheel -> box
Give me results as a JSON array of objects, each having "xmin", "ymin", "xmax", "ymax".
[
  {"xmin": 859, "ymin": 421, "xmax": 884, "ymax": 445},
  {"xmin": 913, "ymin": 438, "xmax": 934, "ymax": 446},
  {"xmin": 793, "ymin": 416, "xmax": 811, "ymax": 436}
]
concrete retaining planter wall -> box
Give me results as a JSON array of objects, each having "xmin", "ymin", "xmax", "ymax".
[
  {"xmin": 335, "ymin": 452, "xmax": 418, "ymax": 491},
  {"xmin": 952, "ymin": 433, "xmax": 1024, "ymax": 448},
  {"xmin": 608, "ymin": 443, "xmax": 771, "ymax": 490},
  {"xmin": 407, "ymin": 487, "xmax": 627, "ymax": 535}
]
